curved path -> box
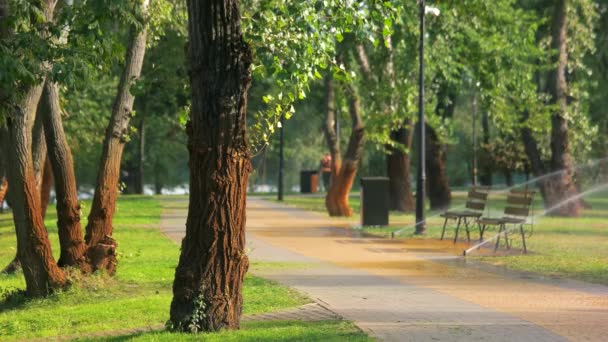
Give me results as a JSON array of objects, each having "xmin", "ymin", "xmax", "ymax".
[{"xmin": 160, "ymin": 197, "xmax": 608, "ymax": 342}]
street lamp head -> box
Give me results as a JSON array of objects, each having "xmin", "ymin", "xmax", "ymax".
[{"xmin": 425, "ymin": 6, "xmax": 441, "ymax": 17}]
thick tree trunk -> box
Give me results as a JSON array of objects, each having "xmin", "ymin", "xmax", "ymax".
[
  {"xmin": 325, "ymin": 80, "xmax": 364, "ymax": 217},
  {"xmin": 387, "ymin": 124, "xmax": 415, "ymax": 211},
  {"xmin": 5, "ymin": 83, "xmax": 67, "ymax": 296},
  {"xmin": 425, "ymin": 123, "xmax": 451, "ymax": 210},
  {"xmin": 41, "ymin": 80, "xmax": 87, "ymax": 268},
  {"xmin": 169, "ymin": 0, "xmax": 252, "ymax": 332},
  {"xmin": 2, "ymin": 0, "xmax": 66, "ymax": 297},
  {"xmin": 84, "ymin": 0, "xmax": 149, "ymax": 274},
  {"xmin": 543, "ymin": 0, "xmax": 583, "ymax": 216}
]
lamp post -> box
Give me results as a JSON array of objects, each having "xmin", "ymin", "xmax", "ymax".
[
  {"xmin": 472, "ymin": 91, "xmax": 478, "ymax": 186},
  {"xmin": 278, "ymin": 114, "xmax": 285, "ymax": 201},
  {"xmin": 415, "ymin": 1, "xmax": 440, "ymax": 235}
]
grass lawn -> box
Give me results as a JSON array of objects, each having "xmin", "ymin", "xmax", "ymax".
[
  {"xmin": 0, "ymin": 196, "xmax": 369, "ymax": 341},
  {"xmin": 274, "ymin": 190, "xmax": 608, "ymax": 285}
]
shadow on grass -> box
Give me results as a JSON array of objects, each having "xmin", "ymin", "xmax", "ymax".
[
  {"xmin": 84, "ymin": 320, "xmax": 369, "ymax": 342},
  {"xmin": 0, "ymin": 288, "xmax": 30, "ymax": 313}
]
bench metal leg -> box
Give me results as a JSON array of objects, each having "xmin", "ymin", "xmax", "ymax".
[
  {"xmin": 478, "ymin": 222, "xmax": 485, "ymax": 241},
  {"xmin": 520, "ymin": 224, "xmax": 527, "ymax": 254},
  {"xmin": 440, "ymin": 217, "xmax": 449, "ymax": 240},
  {"xmin": 504, "ymin": 226, "xmax": 511, "ymax": 250},
  {"xmin": 494, "ymin": 224, "xmax": 504, "ymax": 252},
  {"xmin": 464, "ymin": 217, "xmax": 471, "ymax": 242},
  {"xmin": 453, "ymin": 217, "xmax": 462, "ymax": 244}
]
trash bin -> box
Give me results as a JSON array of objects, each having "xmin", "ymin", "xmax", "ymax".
[
  {"xmin": 300, "ymin": 170, "xmax": 319, "ymax": 193},
  {"xmin": 360, "ymin": 177, "xmax": 389, "ymax": 226}
]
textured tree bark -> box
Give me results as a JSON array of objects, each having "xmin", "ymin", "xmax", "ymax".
[
  {"xmin": 544, "ymin": 0, "xmax": 582, "ymax": 216},
  {"xmin": 41, "ymin": 80, "xmax": 88, "ymax": 268},
  {"xmin": 2, "ymin": 0, "xmax": 66, "ymax": 297},
  {"xmin": 5, "ymin": 83, "xmax": 67, "ymax": 296},
  {"xmin": 324, "ymin": 78, "xmax": 365, "ymax": 217},
  {"xmin": 84, "ymin": 0, "xmax": 150, "ymax": 274},
  {"xmin": 169, "ymin": 0, "xmax": 252, "ymax": 332},
  {"xmin": 425, "ymin": 123, "xmax": 451, "ymax": 210}
]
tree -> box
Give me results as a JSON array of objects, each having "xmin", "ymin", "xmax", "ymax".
[
  {"xmin": 169, "ymin": 0, "xmax": 252, "ymax": 331},
  {"xmin": 41, "ymin": 80, "xmax": 87, "ymax": 268},
  {"xmin": 1, "ymin": 0, "xmax": 67, "ymax": 297},
  {"xmin": 84, "ymin": 0, "xmax": 151, "ymax": 274},
  {"xmin": 323, "ymin": 74, "xmax": 365, "ymax": 217}
]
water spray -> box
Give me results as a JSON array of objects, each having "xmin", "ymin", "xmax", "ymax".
[
  {"xmin": 391, "ymin": 156, "xmax": 608, "ymax": 238},
  {"xmin": 463, "ymin": 182, "xmax": 608, "ymax": 256}
]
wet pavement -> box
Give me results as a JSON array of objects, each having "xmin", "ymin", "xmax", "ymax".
[{"xmin": 159, "ymin": 197, "xmax": 608, "ymax": 342}]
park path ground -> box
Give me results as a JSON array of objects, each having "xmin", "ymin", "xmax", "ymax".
[{"xmin": 160, "ymin": 197, "xmax": 608, "ymax": 342}]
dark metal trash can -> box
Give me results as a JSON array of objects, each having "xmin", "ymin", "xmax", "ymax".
[
  {"xmin": 360, "ymin": 177, "xmax": 389, "ymax": 226},
  {"xmin": 300, "ymin": 170, "xmax": 319, "ymax": 193}
]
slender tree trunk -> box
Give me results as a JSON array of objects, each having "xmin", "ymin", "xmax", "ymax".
[
  {"xmin": 135, "ymin": 117, "xmax": 145, "ymax": 194},
  {"xmin": 32, "ymin": 107, "xmax": 48, "ymax": 193},
  {"xmin": 387, "ymin": 124, "xmax": 415, "ymax": 211},
  {"xmin": 40, "ymin": 157, "xmax": 53, "ymax": 218},
  {"xmin": 84, "ymin": 0, "xmax": 150, "ymax": 274},
  {"xmin": 169, "ymin": 0, "xmax": 252, "ymax": 332},
  {"xmin": 324, "ymin": 77, "xmax": 365, "ymax": 217},
  {"xmin": 0, "ymin": 128, "xmax": 19, "ymax": 275},
  {"xmin": 0, "ymin": 140, "xmax": 8, "ymax": 209},
  {"xmin": 503, "ymin": 170, "xmax": 514, "ymax": 187},
  {"xmin": 425, "ymin": 123, "xmax": 451, "ymax": 210},
  {"xmin": 544, "ymin": 0, "xmax": 583, "ymax": 216},
  {"xmin": 41, "ymin": 80, "xmax": 87, "ymax": 268},
  {"xmin": 154, "ymin": 161, "xmax": 163, "ymax": 195},
  {"xmin": 479, "ymin": 110, "xmax": 492, "ymax": 186}
]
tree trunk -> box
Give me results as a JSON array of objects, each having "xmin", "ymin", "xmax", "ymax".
[
  {"xmin": 544, "ymin": 0, "xmax": 583, "ymax": 216},
  {"xmin": 0, "ymin": 129, "xmax": 18, "ymax": 275},
  {"xmin": 41, "ymin": 80, "xmax": 88, "ymax": 269},
  {"xmin": 32, "ymin": 106, "xmax": 48, "ymax": 193},
  {"xmin": 154, "ymin": 161, "xmax": 163, "ymax": 195},
  {"xmin": 426, "ymin": 123, "xmax": 451, "ymax": 210},
  {"xmin": 5, "ymin": 83, "xmax": 67, "ymax": 296},
  {"xmin": 2, "ymin": 0, "xmax": 66, "ymax": 297},
  {"xmin": 169, "ymin": 0, "xmax": 252, "ymax": 332},
  {"xmin": 135, "ymin": 117, "xmax": 145, "ymax": 194},
  {"xmin": 479, "ymin": 110, "xmax": 492, "ymax": 186},
  {"xmin": 387, "ymin": 123, "xmax": 415, "ymax": 211},
  {"xmin": 40, "ymin": 156, "xmax": 53, "ymax": 218},
  {"xmin": 324, "ymin": 78, "xmax": 365, "ymax": 217},
  {"xmin": 84, "ymin": 0, "xmax": 150, "ymax": 274}
]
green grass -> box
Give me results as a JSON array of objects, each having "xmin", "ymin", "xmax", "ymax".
[
  {"xmin": 0, "ymin": 196, "xmax": 368, "ymax": 341},
  {"xmin": 277, "ymin": 190, "xmax": 608, "ymax": 285}
]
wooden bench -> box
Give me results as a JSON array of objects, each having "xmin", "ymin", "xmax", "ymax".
[
  {"xmin": 440, "ymin": 186, "xmax": 490, "ymax": 243},
  {"xmin": 478, "ymin": 189, "xmax": 535, "ymax": 253}
]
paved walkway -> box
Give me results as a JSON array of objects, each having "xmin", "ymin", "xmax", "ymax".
[{"xmin": 160, "ymin": 197, "xmax": 608, "ymax": 342}]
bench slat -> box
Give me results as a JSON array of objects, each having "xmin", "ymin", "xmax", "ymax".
[
  {"xmin": 505, "ymin": 207, "xmax": 529, "ymax": 217},
  {"xmin": 466, "ymin": 201, "xmax": 485, "ymax": 210}
]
